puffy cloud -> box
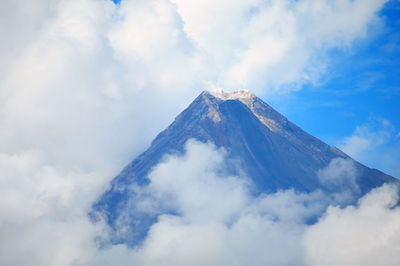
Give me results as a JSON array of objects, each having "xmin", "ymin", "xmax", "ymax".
[
  {"xmin": 0, "ymin": 0, "xmax": 397, "ymax": 265},
  {"xmin": 170, "ymin": 0, "xmax": 388, "ymax": 92},
  {"xmin": 0, "ymin": 0, "xmax": 391, "ymax": 172},
  {"xmin": 0, "ymin": 149, "xmax": 111, "ymax": 266},
  {"xmin": 91, "ymin": 140, "xmax": 320, "ymax": 266},
  {"xmin": 146, "ymin": 140, "xmax": 250, "ymax": 223},
  {"xmin": 89, "ymin": 141, "xmax": 399, "ymax": 266},
  {"xmin": 317, "ymin": 157, "xmax": 360, "ymax": 203},
  {"xmin": 1, "ymin": 134, "xmax": 399, "ymax": 266},
  {"xmin": 303, "ymin": 183, "xmax": 400, "ymax": 266}
]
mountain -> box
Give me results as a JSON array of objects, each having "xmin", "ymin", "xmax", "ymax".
[{"xmin": 91, "ymin": 89, "xmax": 397, "ymax": 246}]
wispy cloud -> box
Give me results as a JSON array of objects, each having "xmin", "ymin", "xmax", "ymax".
[
  {"xmin": 338, "ymin": 117, "xmax": 394, "ymax": 158},
  {"xmin": 338, "ymin": 116, "xmax": 400, "ymax": 177},
  {"xmin": 0, "ymin": 0, "xmax": 396, "ymax": 265}
]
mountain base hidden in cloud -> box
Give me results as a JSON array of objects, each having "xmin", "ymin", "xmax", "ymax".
[{"xmin": 91, "ymin": 89, "xmax": 397, "ymax": 247}]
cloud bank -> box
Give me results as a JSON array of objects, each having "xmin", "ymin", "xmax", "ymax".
[
  {"xmin": 0, "ymin": 0, "xmax": 397, "ymax": 265},
  {"xmin": 96, "ymin": 141, "xmax": 400, "ymax": 266},
  {"xmin": 3, "ymin": 139, "xmax": 400, "ymax": 266},
  {"xmin": 92, "ymin": 142, "xmax": 400, "ymax": 265},
  {"xmin": 304, "ymin": 184, "xmax": 400, "ymax": 266}
]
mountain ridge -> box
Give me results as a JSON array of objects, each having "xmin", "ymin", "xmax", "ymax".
[{"xmin": 92, "ymin": 89, "xmax": 397, "ymax": 246}]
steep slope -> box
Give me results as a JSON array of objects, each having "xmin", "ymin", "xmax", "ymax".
[{"xmin": 91, "ymin": 89, "xmax": 396, "ymax": 245}]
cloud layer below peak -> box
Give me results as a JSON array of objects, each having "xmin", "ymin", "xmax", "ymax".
[
  {"xmin": 91, "ymin": 141, "xmax": 400, "ymax": 266},
  {"xmin": 0, "ymin": 0, "xmax": 397, "ymax": 265}
]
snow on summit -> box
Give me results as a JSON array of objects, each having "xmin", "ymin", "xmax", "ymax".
[{"xmin": 208, "ymin": 88, "xmax": 255, "ymax": 101}]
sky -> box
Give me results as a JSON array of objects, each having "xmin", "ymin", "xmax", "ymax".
[
  {"xmin": 271, "ymin": 1, "xmax": 400, "ymax": 177},
  {"xmin": 0, "ymin": 0, "xmax": 399, "ymax": 265}
]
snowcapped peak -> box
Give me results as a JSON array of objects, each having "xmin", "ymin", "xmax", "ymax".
[
  {"xmin": 207, "ymin": 88, "xmax": 255, "ymax": 101},
  {"xmin": 204, "ymin": 88, "xmax": 282, "ymax": 133}
]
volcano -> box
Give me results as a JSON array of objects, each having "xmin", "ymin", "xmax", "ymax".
[{"xmin": 91, "ymin": 89, "xmax": 397, "ymax": 246}]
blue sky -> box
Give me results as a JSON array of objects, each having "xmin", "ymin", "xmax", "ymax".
[
  {"xmin": 109, "ymin": 0, "xmax": 400, "ymax": 176},
  {"xmin": 277, "ymin": 0, "xmax": 399, "ymax": 138},
  {"xmin": 1, "ymin": 1, "xmax": 400, "ymax": 265},
  {"xmin": 111, "ymin": 0, "xmax": 400, "ymax": 177},
  {"xmin": 270, "ymin": 1, "xmax": 400, "ymax": 176}
]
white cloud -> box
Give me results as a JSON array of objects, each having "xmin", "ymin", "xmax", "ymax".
[
  {"xmin": 0, "ymin": 0, "xmax": 396, "ymax": 265},
  {"xmin": 146, "ymin": 140, "xmax": 250, "ymax": 223},
  {"xmin": 90, "ymin": 141, "xmax": 400, "ymax": 266},
  {"xmin": 0, "ymin": 149, "xmax": 111, "ymax": 266},
  {"xmin": 91, "ymin": 140, "xmax": 318, "ymax": 266},
  {"xmin": 338, "ymin": 118, "xmax": 394, "ymax": 158},
  {"xmin": 0, "ymin": 133, "xmax": 399, "ymax": 266},
  {"xmin": 0, "ymin": 0, "xmax": 390, "ymax": 169},
  {"xmin": 303, "ymin": 183, "xmax": 400, "ymax": 266},
  {"xmin": 170, "ymin": 0, "xmax": 388, "ymax": 92},
  {"xmin": 338, "ymin": 117, "xmax": 400, "ymax": 177},
  {"xmin": 317, "ymin": 157, "xmax": 360, "ymax": 204}
]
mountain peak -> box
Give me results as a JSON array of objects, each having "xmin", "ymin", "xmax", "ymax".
[
  {"xmin": 206, "ymin": 88, "xmax": 255, "ymax": 101},
  {"xmin": 92, "ymin": 89, "xmax": 397, "ymax": 247},
  {"xmin": 200, "ymin": 89, "xmax": 286, "ymax": 134}
]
